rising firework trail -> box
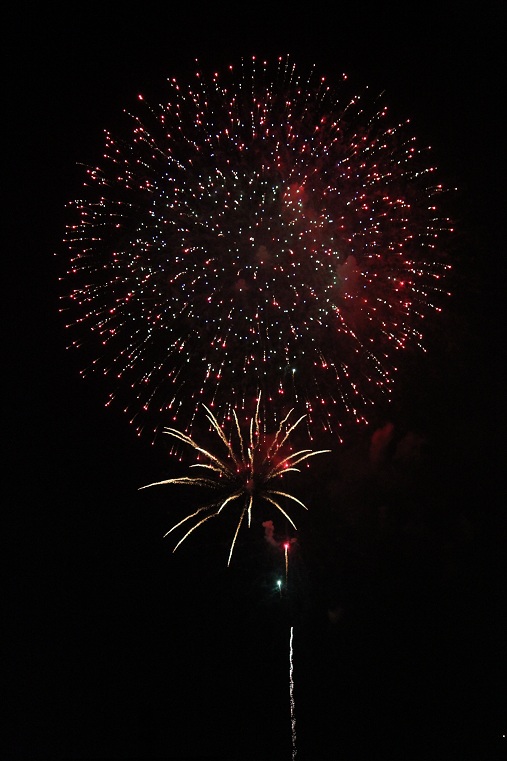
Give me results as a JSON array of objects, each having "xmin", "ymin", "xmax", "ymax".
[
  {"xmin": 139, "ymin": 397, "xmax": 330, "ymax": 564},
  {"xmin": 290, "ymin": 625, "xmax": 297, "ymax": 759},
  {"xmin": 62, "ymin": 55, "xmax": 453, "ymax": 442}
]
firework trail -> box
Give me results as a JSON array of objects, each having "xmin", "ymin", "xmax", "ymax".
[
  {"xmin": 290, "ymin": 625, "xmax": 297, "ymax": 759},
  {"xmin": 62, "ymin": 55, "xmax": 452, "ymax": 442},
  {"xmin": 140, "ymin": 397, "xmax": 330, "ymax": 564}
]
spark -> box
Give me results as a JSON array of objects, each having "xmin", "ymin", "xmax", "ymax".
[{"xmin": 139, "ymin": 397, "xmax": 330, "ymax": 565}]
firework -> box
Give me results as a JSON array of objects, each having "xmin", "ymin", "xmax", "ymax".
[
  {"xmin": 62, "ymin": 55, "xmax": 452, "ymax": 441},
  {"xmin": 139, "ymin": 397, "xmax": 330, "ymax": 565}
]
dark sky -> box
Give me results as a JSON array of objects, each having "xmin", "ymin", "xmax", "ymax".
[{"xmin": 6, "ymin": 4, "xmax": 505, "ymax": 759}]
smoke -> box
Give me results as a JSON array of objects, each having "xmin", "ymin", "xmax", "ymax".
[
  {"xmin": 335, "ymin": 254, "xmax": 361, "ymax": 296},
  {"xmin": 262, "ymin": 520, "xmax": 297, "ymax": 550},
  {"xmin": 262, "ymin": 520, "xmax": 279, "ymax": 548},
  {"xmin": 369, "ymin": 422, "xmax": 395, "ymax": 466},
  {"xmin": 393, "ymin": 430, "xmax": 425, "ymax": 464}
]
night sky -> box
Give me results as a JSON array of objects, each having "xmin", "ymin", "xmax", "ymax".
[{"xmin": 6, "ymin": 4, "xmax": 505, "ymax": 760}]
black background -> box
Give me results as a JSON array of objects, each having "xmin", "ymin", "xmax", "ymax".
[{"xmin": 6, "ymin": 3, "xmax": 505, "ymax": 759}]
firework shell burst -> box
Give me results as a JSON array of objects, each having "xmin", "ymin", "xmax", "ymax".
[
  {"xmin": 62, "ymin": 55, "xmax": 453, "ymax": 441},
  {"xmin": 139, "ymin": 399, "xmax": 330, "ymax": 565}
]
